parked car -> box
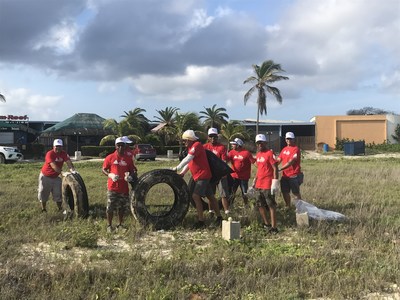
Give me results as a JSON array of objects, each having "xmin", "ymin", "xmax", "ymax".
[
  {"xmin": 0, "ymin": 146, "xmax": 23, "ymax": 163},
  {"xmin": 133, "ymin": 144, "xmax": 156, "ymax": 161}
]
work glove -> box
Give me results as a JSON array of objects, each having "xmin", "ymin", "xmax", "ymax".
[
  {"xmin": 71, "ymin": 170, "xmax": 78, "ymax": 175},
  {"xmin": 124, "ymin": 172, "xmax": 133, "ymax": 182},
  {"xmin": 108, "ymin": 173, "xmax": 119, "ymax": 182},
  {"xmin": 171, "ymin": 167, "xmax": 177, "ymax": 172},
  {"xmin": 271, "ymin": 179, "xmax": 280, "ymax": 195}
]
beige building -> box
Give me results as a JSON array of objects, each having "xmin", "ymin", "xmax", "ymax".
[{"xmin": 314, "ymin": 114, "xmax": 400, "ymax": 150}]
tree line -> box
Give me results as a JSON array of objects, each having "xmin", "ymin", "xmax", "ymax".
[{"xmin": 100, "ymin": 60, "xmax": 289, "ymax": 150}]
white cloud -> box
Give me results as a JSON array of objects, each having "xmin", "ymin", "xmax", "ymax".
[{"xmin": 0, "ymin": 88, "xmax": 62, "ymax": 120}]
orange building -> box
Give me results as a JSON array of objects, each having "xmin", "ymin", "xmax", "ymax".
[{"xmin": 314, "ymin": 114, "xmax": 400, "ymax": 150}]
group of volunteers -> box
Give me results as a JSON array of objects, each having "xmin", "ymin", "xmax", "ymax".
[
  {"xmin": 38, "ymin": 128, "xmax": 302, "ymax": 234},
  {"xmin": 172, "ymin": 128, "xmax": 302, "ymax": 234},
  {"xmin": 38, "ymin": 136, "xmax": 138, "ymax": 233}
]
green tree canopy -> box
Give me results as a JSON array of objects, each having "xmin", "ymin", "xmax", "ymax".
[
  {"xmin": 199, "ymin": 104, "xmax": 229, "ymax": 131},
  {"xmin": 244, "ymin": 60, "xmax": 289, "ymax": 134}
]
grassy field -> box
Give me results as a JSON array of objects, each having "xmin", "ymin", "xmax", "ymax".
[{"xmin": 0, "ymin": 157, "xmax": 400, "ymax": 299}]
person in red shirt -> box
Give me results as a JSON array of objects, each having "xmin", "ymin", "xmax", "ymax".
[
  {"xmin": 227, "ymin": 138, "xmax": 255, "ymax": 207},
  {"xmin": 253, "ymin": 134, "xmax": 279, "ymax": 234},
  {"xmin": 173, "ymin": 129, "xmax": 223, "ymax": 229},
  {"xmin": 122, "ymin": 136, "xmax": 138, "ymax": 187},
  {"xmin": 102, "ymin": 137, "xmax": 137, "ymax": 233},
  {"xmin": 203, "ymin": 127, "xmax": 231, "ymax": 214},
  {"xmin": 277, "ymin": 132, "xmax": 302, "ymax": 208},
  {"xmin": 38, "ymin": 139, "xmax": 76, "ymax": 212}
]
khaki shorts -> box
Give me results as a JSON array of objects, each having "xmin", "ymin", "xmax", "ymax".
[
  {"xmin": 38, "ymin": 172, "xmax": 62, "ymax": 203},
  {"xmin": 106, "ymin": 190, "xmax": 129, "ymax": 213}
]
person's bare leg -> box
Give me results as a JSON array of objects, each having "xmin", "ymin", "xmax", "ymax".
[
  {"xmin": 258, "ymin": 206, "xmax": 269, "ymax": 225},
  {"xmin": 193, "ymin": 193, "xmax": 205, "ymax": 221}
]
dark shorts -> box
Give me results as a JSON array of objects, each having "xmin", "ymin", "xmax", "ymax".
[
  {"xmin": 232, "ymin": 178, "xmax": 249, "ymax": 195},
  {"xmin": 255, "ymin": 189, "xmax": 276, "ymax": 208},
  {"xmin": 280, "ymin": 175, "xmax": 302, "ymax": 194},
  {"xmin": 194, "ymin": 179, "xmax": 214, "ymax": 197},
  {"xmin": 212, "ymin": 176, "xmax": 230, "ymax": 197},
  {"xmin": 106, "ymin": 190, "xmax": 129, "ymax": 213}
]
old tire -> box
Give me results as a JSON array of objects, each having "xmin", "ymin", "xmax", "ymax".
[
  {"xmin": 131, "ymin": 169, "xmax": 190, "ymax": 230},
  {"xmin": 62, "ymin": 173, "xmax": 89, "ymax": 218},
  {"xmin": 188, "ymin": 175, "xmax": 235, "ymax": 211}
]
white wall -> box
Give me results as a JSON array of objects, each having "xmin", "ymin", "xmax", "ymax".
[{"xmin": 386, "ymin": 114, "xmax": 400, "ymax": 144}]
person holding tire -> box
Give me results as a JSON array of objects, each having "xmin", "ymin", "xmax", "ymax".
[
  {"xmin": 204, "ymin": 127, "xmax": 231, "ymax": 215},
  {"xmin": 38, "ymin": 139, "xmax": 76, "ymax": 212},
  {"xmin": 172, "ymin": 130, "xmax": 223, "ymax": 229},
  {"xmin": 102, "ymin": 137, "xmax": 137, "ymax": 233},
  {"xmin": 253, "ymin": 134, "xmax": 279, "ymax": 234}
]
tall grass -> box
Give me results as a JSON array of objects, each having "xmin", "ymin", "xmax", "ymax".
[{"xmin": 0, "ymin": 158, "xmax": 399, "ymax": 299}]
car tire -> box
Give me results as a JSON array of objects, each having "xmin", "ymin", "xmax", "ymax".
[
  {"xmin": 187, "ymin": 175, "xmax": 235, "ymax": 211},
  {"xmin": 0, "ymin": 154, "xmax": 5, "ymax": 164},
  {"xmin": 130, "ymin": 169, "xmax": 190, "ymax": 230},
  {"xmin": 62, "ymin": 173, "xmax": 89, "ymax": 219}
]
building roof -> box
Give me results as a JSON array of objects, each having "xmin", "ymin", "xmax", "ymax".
[
  {"xmin": 242, "ymin": 119, "xmax": 315, "ymax": 125},
  {"xmin": 40, "ymin": 113, "xmax": 113, "ymax": 136}
]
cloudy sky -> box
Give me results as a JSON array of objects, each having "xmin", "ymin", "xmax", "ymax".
[{"xmin": 0, "ymin": 0, "xmax": 399, "ymax": 123}]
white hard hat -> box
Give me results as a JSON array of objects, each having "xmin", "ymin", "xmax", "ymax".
[
  {"xmin": 255, "ymin": 134, "xmax": 267, "ymax": 143},
  {"xmin": 182, "ymin": 130, "xmax": 199, "ymax": 141}
]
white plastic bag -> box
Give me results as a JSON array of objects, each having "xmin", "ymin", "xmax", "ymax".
[
  {"xmin": 294, "ymin": 199, "xmax": 346, "ymax": 221},
  {"xmin": 244, "ymin": 187, "xmax": 257, "ymax": 199}
]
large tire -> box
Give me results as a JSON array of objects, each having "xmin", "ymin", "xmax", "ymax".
[
  {"xmin": 188, "ymin": 175, "xmax": 235, "ymax": 211},
  {"xmin": 131, "ymin": 169, "xmax": 190, "ymax": 230},
  {"xmin": 0, "ymin": 154, "xmax": 5, "ymax": 164},
  {"xmin": 62, "ymin": 173, "xmax": 89, "ymax": 218}
]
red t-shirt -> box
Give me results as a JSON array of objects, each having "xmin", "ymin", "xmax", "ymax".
[
  {"xmin": 255, "ymin": 150, "xmax": 277, "ymax": 189},
  {"xmin": 278, "ymin": 145, "xmax": 301, "ymax": 178},
  {"xmin": 41, "ymin": 150, "xmax": 70, "ymax": 178},
  {"xmin": 227, "ymin": 149, "xmax": 256, "ymax": 180},
  {"xmin": 188, "ymin": 141, "xmax": 212, "ymax": 181},
  {"xmin": 103, "ymin": 151, "xmax": 136, "ymax": 195},
  {"xmin": 204, "ymin": 142, "xmax": 228, "ymax": 161}
]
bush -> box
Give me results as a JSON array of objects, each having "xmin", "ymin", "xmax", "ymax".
[{"xmin": 82, "ymin": 146, "xmax": 114, "ymax": 157}]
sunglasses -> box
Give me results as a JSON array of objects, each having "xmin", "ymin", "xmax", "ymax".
[{"xmin": 116, "ymin": 143, "xmax": 125, "ymax": 147}]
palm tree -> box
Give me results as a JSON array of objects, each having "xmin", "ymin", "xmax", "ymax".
[
  {"xmin": 100, "ymin": 118, "xmax": 141, "ymax": 145},
  {"xmin": 174, "ymin": 112, "xmax": 202, "ymax": 153},
  {"xmin": 153, "ymin": 107, "xmax": 179, "ymax": 146},
  {"xmin": 243, "ymin": 60, "xmax": 289, "ymax": 135},
  {"xmin": 0, "ymin": 93, "xmax": 5, "ymax": 102},
  {"xmin": 120, "ymin": 107, "xmax": 149, "ymax": 137},
  {"xmin": 220, "ymin": 121, "xmax": 250, "ymax": 145},
  {"xmin": 199, "ymin": 104, "xmax": 229, "ymax": 131}
]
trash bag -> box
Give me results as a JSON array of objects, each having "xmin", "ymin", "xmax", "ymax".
[
  {"xmin": 294, "ymin": 199, "xmax": 346, "ymax": 221},
  {"xmin": 205, "ymin": 150, "xmax": 233, "ymax": 184}
]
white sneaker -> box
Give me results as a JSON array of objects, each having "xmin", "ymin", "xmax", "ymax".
[
  {"xmin": 224, "ymin": 210, "xmax": 230, "ymax": 215},
  {"xmin": 107, "ymin": 225, "xmax": 114, "ymax": 233}
]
